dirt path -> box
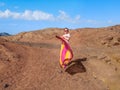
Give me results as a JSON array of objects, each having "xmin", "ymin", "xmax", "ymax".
[{"xmin": 9, "ymin": 42, "xmax": 109, "ymax": 90}]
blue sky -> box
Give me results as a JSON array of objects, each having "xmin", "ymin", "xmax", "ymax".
[{"xmin": 0, "ymin": 0, "xmax": 120, "ymax": 34}]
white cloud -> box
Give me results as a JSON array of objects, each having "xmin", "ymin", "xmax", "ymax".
[
  {"xmin": 0, "ymin": 2, "xmax": 5, "ymax": 7},
  {"xmin": 86, "ymin": 20, "xmax": 97, "ymax": 24},
  {"xmin": 107, "ymin": 20, "xmax": 112, "ymax": 24},
  {"xmin": 0, "ymin": 9, "xmax": 20, "ymax": 19},
  {"xmin": 0, "ymin": 9, "xmax": 114, "ymax": 26},
  {"xmin": 0, "ymin": 9, "xmax": 80, "ymax": 23},
  {"xmin": 85, "ymin": 19, "xmax": 114, "ymax": 25},
  {"xmin": 75, "ymin": 15, "xmax": 81, "ymax": 20},
  {"xmin": 32, "ymin": 10, "xmax": 54, "ymax": 20},
  {"xmin": 57, "ymin": 10, "xmax": 80, "ymax": 23},
  {"xmin": 0, "ymin": 9, "xmax": 54, "ymax": 21},
  {"xmin": 57, "ymin": 10, "xmax": 70, "ymax": 21}
]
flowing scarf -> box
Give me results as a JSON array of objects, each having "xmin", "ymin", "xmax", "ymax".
[{"xmin": 56, "ymin": 36, "xmax": 73, "ymax": 68}]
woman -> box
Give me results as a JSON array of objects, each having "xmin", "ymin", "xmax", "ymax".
[
  {"xmin": 61, "ymin": 28, "xmax": 70, "ymax": 43},
  {"xmin": 56, "ymin": 28, "xmax": 73, "ymax": 69}
]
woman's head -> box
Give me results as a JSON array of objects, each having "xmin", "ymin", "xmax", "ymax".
[{"xmin": 64, "ymin": 28, "xmax": 69, "ymax": 33}]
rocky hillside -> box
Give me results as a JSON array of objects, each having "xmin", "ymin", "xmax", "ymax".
[{"xmin": 0, "ymin": 25, "xmax": 120, "ymax": 90}]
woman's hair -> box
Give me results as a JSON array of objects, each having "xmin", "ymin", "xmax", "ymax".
[{"xmin": 64, "ymin": 28, "xmax": 69, "ymax": 32}]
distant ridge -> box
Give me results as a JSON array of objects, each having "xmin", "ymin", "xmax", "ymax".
[{"xmin": 0, "ymin": 32, "xmax": 11, "ymax": 36}]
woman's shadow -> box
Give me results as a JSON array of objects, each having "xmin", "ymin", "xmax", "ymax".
[{"xmin": 65, "ymin": 58, "xmax": 87, "ymax": 75}]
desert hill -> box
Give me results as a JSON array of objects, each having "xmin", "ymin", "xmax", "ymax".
[{"xmin": 0, "ymin": 25, "xmax": 120, "ymax": 90}]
